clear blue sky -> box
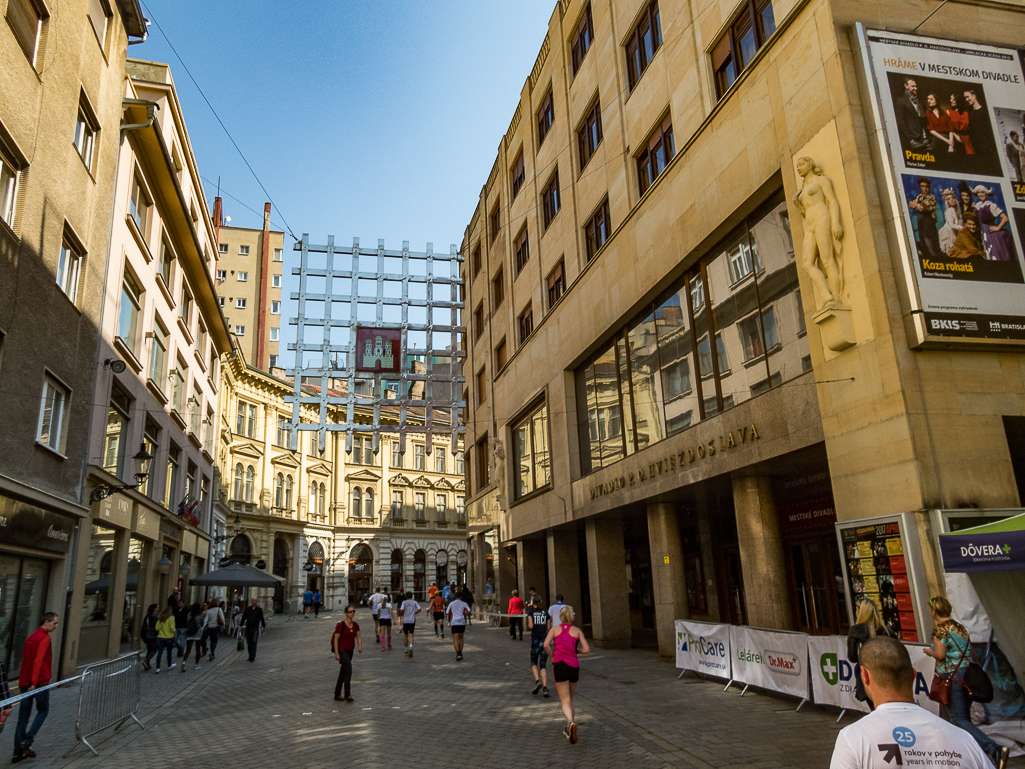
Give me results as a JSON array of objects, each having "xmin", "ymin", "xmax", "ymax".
[{"xmin": 136, "ymin": 1, "xmax": 556, "ymax": 251}]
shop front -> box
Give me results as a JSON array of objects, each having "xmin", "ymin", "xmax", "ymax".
[{"xmin": 348, "ymin": 543, "xmax": 373, "ymax": 605}]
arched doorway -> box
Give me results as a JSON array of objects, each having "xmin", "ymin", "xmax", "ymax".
[
  {"xmin": 413, "ymin": 549, "xmax": 426, "ymax": 600},
  {"xmin": 273, "ymin": 538, "xmax": 289, "ymax": 613},
  {"xmin": 435, "ymin": 549, "xmax": 449, "ymax": 587},
  {"xmin": 348, "ymin": 543, "xmax": 373, "ymax": 606},
  {"xmin": 307, "ymin": 541, "xmax": 325, "ymax": 592},
  {"xmin": 229, "ymin": 534, "xmax": 252, "ymax": 565},
  {"xmin": 485, "ymin": 542, "xmax": 495, "ymax": 593},
  {"xmin": 390, "ymin": 549, "xmax": 404, "ymax": 597},
  {"xmin": 456, "ymin": 549, "xmax": 468, "ymax": 587}
]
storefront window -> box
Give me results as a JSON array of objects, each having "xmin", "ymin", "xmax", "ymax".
[
  {"xmin": 0, "ymin": 555, "xmax": 49, "ymax": 677},
  {"xmin": 121, "ymin": 538, "xmax": 144, "ymax": 655},
  {"xmin": 80, "ymin": 524, "xmax": 117, "ymax": 664},
  {"xmin": 626, "ymin": 311, "xmax": 663, "ymax": 451}
]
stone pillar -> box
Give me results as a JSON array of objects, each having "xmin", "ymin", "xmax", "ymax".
[
  {"xmin": 517, "ymin": 540, "xmax": 546, "ymax": 601},
  {"xmin": 584, "ymin": 516, "xmax": 631, "ymax": 648},
  {"xmin": 546, "ymin": 528, "xmax": 581, "ymax": 611},
  {"xmin": 732, "ymin": 475, "xmax": 792, "ymax": 630},
  {"xmin": 473, "ymin": 532, "xmax": 486, "ymax": 600},
  {"xmin": 105, "ymin": 528, "xmax": 131, "ymax": 659},
  {"xmin": 646, "ymin": 502, "xmax": 689, "ymax": 661}
]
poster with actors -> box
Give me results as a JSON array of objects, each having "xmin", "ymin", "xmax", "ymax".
[{"xmin": 863, "ymin": 29, "xmax": 1025, "ymax": 342}]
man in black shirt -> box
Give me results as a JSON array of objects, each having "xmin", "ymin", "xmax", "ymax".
[
  {"xmin": 527, "ymin": 596, "xmax": 551, "ymax": 698},
  {"xmin": 239, "ymin": 597, "xmax": 266, "ymax": 662}
]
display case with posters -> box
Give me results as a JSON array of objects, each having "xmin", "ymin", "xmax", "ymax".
[
  {"xmin": 856, "ymin": 25, "xmax": 1025, "ymax": 346},
  {"xmin": 835, "ymin": 513, "xmax": 931, "ymax": 642}
]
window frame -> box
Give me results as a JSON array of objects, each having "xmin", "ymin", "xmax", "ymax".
[
  {"xmin": 510, "ymin": 151, "xmax": 525, "ymax": 199},
  {"xmin": 494, "ymin": 338, "xmax": 507, "ymax": 371},
  {"xmin": 73, "ymin": 96, "xmax": 99, "ymax": 173},
  {"xmin": 36, "ymin": 372, "xmax": 70, "ymax": 454},
  {"xmin": 625, "ymin": 0, "xmax": 663, "ymax": 90},
  {"xmin": 570, "ymin": 4, "xmax": 594, "ymax": 76},
  {"xmin": 514, "ymin": 226, "xmax": 530, "ymax": 272},
  {"xmin": 148, "ymin": 320, "xmax": 168, "ymax": 391},
  {"xmin": 637, "ymin": 115, "xmax": 675, "ymax": 196},
  {"xmin": 491, "ymin": 266, "xmax": 504, "ymax": 309},
  {"xmin": 512, "ymin": 398, "xmax": 552, "ymax": 501},
  {"xmin": 128, "ymin": 171, "xmax": 151, "ymax": 239},
  {"xmin": 536, "ymin": 89, "xmax": 554, "ymax": 147},
  {"xmin": 584, "ymin": 197, "xmax": 611, "ymax": 261},
  {"xmin": 541, "ymin": 170, "xmax": 560, "ymax": 230},
  {"xmin": 518, "ymin": 304, "xmax": 534, "ymax": 345},
  {"xmin": 6, "ymin": 0, "xmax": 46, "ymax": 68},
  {"xmin": 547, "ymin": 259, "xmax": 566, "ymax": 309},
  {"xmin": 489, "ymin": 203, "xmax": 501, "ymax": 244},
  {"xmin": 713, "ymin": 0, "xmax": 775, "ymax": 99},
  {"xmin": 56, "ymin": 233, "xmax": 83, "ymax": 304},
  {"xmin": 577, "ymin": 99, "xmax": 603, "ymax": 171}
]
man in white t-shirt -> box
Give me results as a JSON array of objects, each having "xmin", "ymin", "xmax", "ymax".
[
  {"xmin": 398, "ymin": 592, "xmax": 421, "ymax": 657},
  {"xmin": 368, "ymin": 588, "xmax": 385, "ymax": 642},
  {"xmin": 548, "ymin": 595, "xmax": 567, "ymax": 627},
  {"xmin": 447, "ymin": 596, "xmax": 470, "ymax": 661},
  {"xmin": 830, "ymin": 636, "xmax": 1000, "ymax": 769}
]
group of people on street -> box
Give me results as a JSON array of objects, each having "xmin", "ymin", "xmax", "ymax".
[
  {"xmin": 140, "ymin": 595, "xmax": 226, "ymax": 673},
  {"xmin": 302, "ymin": 588, "xmax": 323, "ymax": 618}
]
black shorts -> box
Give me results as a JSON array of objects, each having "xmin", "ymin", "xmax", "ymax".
[
  {"xmin": 530, "ymin": 638, "xmax": 548, "ymax": 669},
  {"xmin": 379, "ymin": 618, "xmax": 391, "ymax": 627},
  {"xmin": 403, "ymin": 623, "xmax": 416, "ymax": 634},
  {"xmin": 433, "ymin": 611, "xmax": 445, "ymax": 621},
  {"xmin": 450, "ymin": 625, "xmax": 465, "ymax": 635},
  {"xmin": 553, "ymin": 661, "xmax": 579, "ymax": 683},
  {"xmin": 371, "ymin": 613, "xmax": 378, "ymax": 620}
]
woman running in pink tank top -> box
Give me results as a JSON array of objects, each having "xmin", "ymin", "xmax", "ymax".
[{"xmin": 543, "ymin": 604, "xmax": 590, "ymax": 744}]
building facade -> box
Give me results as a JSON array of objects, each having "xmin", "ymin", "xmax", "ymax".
[
  {"xmin": 460, "ymin": 0, "xmax": 1025, "ymax": 659},
  {"xmin": 0, "ymin": 0, "xmax": 146, "ymax": 677}
]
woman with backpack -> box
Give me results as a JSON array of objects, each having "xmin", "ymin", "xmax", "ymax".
[
  {"xmin": 847, "ymin": 598, "xmax": 895, "ymax": 709},
  {"xmin": 182, "ymin": 603, "xmax": 205, "ymax": 672},
  {"xmin": 140, "ymin": 604, "xmax": 160, "ymax": 671}
]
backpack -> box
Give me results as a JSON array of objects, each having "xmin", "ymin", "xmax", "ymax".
[{"xmin": 187, "ymin": 615, "xmax": 200, "ymax": 636}]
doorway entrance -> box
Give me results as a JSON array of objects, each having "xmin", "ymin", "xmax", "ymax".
[
  {"xmin": 348, "ymin": 544, "xmax": 373, "ymax": 606},
  {"xmin": 784, "ymin": 536, "xmax": 848, "ymax": 635},
  {"xmin": 390, "ymin": 549, "xmax": 404, "ymax": 596},
  {"xmin": 413, "ymin": 550, "xmax": 426, "ymax": 600},
  {"xmin": 623, "ymin": 517, "xmax": 655, "ymax": 645},
  {"xmin": 273, "ymin": 538, "xmax": 289, "ymax": 614}
]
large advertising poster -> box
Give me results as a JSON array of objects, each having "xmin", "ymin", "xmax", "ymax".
[
  {"xmin": 863, "ymin": 29, "xmax": 1025, "ymax": 342},
  {"xmin": 729, "ymin": 625, "xmax": 810, "ymax": 700},
  {"xmin": 675, "ymin": 619, "xmax": 731, "ymax": 678}
]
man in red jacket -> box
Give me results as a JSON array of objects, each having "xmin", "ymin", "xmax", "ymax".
[{"xmin": 13, "ymin": 612, "xmax": 58, "ymax": 763}]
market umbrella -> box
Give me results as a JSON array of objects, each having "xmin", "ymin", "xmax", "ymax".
[
  {"xmin": 84, "ymin": 572, "xmax": 140, "ymax": 595},
  {"xmin": 188, "ymin": 563, "xmax": 285, "ymax": 588}
]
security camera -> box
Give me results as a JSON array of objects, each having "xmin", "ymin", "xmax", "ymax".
[{"xmin": 104, "ymin": 358, "xmax": 127, "ymax": 374}]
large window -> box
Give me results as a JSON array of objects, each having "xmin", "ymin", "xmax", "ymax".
[
  {"xmin": 578, "ymin": 100, "xmax": 602, "ymax": 171},
  {"xmin": 353, "ymin": 435, "xmax": 374, "ymax": 465},
  {"xmin": 171, "ymin": 359, "xmax": 185, "ymax": 415},
  {"xmin": 276, "ymin": 415, "xmax": 289, "ymax": 447},
  {"xmin": 73, "ymin": 100, "xmax": 98, "ymax": 172},
  {"xmin": 163, "ymin": 444, "xmax": 180, "ymax": 509},
  {"xmin": 414, "ymin": 444, "xmax": 425, "ymax": 471},
  {"xmin": 87, "ymin": 0, "xmax": 109, "ymax": 48},
  {"xmin": 541, "ymin": 171, "xmax": 560, "ymax": 230},
  {"xmin": 37, "ymin": 374, "xmax": 69, "ymax": 452},
  {"xmin": 236, "ymin": 400, "xmax": 257, "ymax": 438},
  {"xmin": 475, "ymin": 434, "xmax": 490, "ymax": 490},
  {"xmin": 455, "ymin": 450, "xmax": 465, "ymax": 476},
  {"xmin": 149, "ymin": 322, "xmax": 167, "ymax": 390},
  {"xmin": 129, "ymin": 174, "xmax": 150, "ymax": 238},
  {"xmin": 571, "ymin": 4, "xmax": 594, "ymax": 75},
  {"xmin": 626, "ymin": 1, "xmax": 662, "ymax": 89},
  {"xmin": 157, "ymin": 238, "xmax": 174, "ymax": 287},
  {"xmin": 391, "ymin": 490, "xmax": 403, "ymax": 519},
  {"xmin": 103, "ymin": 383, "xmax": 131, "ymax": 476},
  {"xmin": 391, "ymin": 441, "xmax": 402, "ymax": 468},
  {"xmin": 537, "ymin": 90, "xmax": 554, "ymax": 146},
  {"xmin": 713, "ymin": 0, "xmax": 775, "ymax": 98},
  {"xmin": 435, "ymin": 450, "xmax": 446, "ymax": 474},
  {"xmin": 436, "ymin": 494, "xmax": 447, "ymax": 522},
  {"xmin": 575, "ymin": 192, "xmax": 805, "ymax": 474},
  {"xmin": 6, "ymin": 0, "xmax": 44, "ymax": 66},
  {"xmin": 637, "ymin": 116, "xmax": 674, "ymax": 195},
  {"xmin": 514, "ymin": 227, "xmax": 529, "ymax": 272},
  {"xmin": 584, "ymin": 198, "xmax": 611, "ymax": 261},
  {"xmin": 414, "ymin": 492, "xmax": 426, "ymax": 520},
  {"xmin": 57, "ymin": 237, "xmax": 82, "ymax": 304},
  {"xmin": 513, "ymin": 400, "xmax": 551, "ymax": 499}
]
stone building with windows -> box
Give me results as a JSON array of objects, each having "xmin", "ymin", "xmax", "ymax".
[
  {"xmin": 217, "ymin": 347, "xmax": 468, "ymax": 615},
  {"xmin": 460, "ymin": 0, "xmax": 1025, "ymax": 661}
]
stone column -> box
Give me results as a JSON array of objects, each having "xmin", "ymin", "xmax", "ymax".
[
  {"xmin": 584, "ymin": 516, "xmax": 631, "ymax": 649},
  {"xmin": 105, "ymin": 528, "xmax": 131, "ymax": 659},
  {"xmin": 646, "ymin": 502, "xmax": 689, "ymax": 660},
  {"xmin": 517, "ymin": 540, "xmax": 546, "ymax": 600},
  {"xmin": 732, "ymin": 475, "xmax": 792, "ymax": 630},
  {"xmin": 546, "ymin": 528, "xmax": 581, "ymax": 610}
]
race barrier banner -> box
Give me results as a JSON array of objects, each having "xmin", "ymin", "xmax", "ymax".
[
  {"xmin": 729, "ymin": 625, "xmax": 810, "ymax": 701},
  {"xmin": 675, "ymin": 620, "xmax": 731, "ymax": 679}
]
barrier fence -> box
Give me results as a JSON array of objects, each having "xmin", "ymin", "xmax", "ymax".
[
  {"xmin": 64, "ymin": 652, "xmax": 144, "ymax": 757},
  {"xmin": 674, "ymin": 619, "xmax": 940, "ymax": 721}
]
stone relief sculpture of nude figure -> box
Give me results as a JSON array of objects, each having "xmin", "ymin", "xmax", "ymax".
[{"xmin": 793, "ymin": 156, "xmax": 845, "ymax": 310}]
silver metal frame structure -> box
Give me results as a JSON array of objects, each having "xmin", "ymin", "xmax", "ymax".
[{"xmin": 286, "ymin": 236, "xmax": 465, "ymax": 458}]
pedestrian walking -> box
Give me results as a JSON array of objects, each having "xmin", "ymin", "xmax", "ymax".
[
  {"xmin": 154, "ymin": 606, "xmax": 176, "ymax": 672},
  {"xmin": 544, "ymin": 605, "xmax": 590, "ymax": 745},
  {"xmin": 313, "ymin": 589, "xmax": 322, "ymax": 617},
  {"xmin": 378, "ymin": 594, "xmax": 393, "ymax": 651},
  {"xmin": 399, "ymin": 591, "xmax": 421, "ymax": 657},
  {"xmin": 430, "ymin": 591, "xmax": 446, "ymax": 638},
  {"xmin": 831, "ymin": 636, "xmax": 1000, "ymax": 769},
  {"xmin": 303, "ymin": 588, "xmax": 313, "ymax": 618},
  {"xmin": 333, "ymin": 605, "xmax": 362, "ymax": 702},
  {"xmin": 548, "ymin": 595, "xmax": 567, "ymax": 627},
  {"xmin": 847, "ymin": 598, "xmax": 895, "ymax": 709},
  {"xmin": 508, "ymin": 589, "xmax": 525, "ymax": 640},
  {"xmin": 140, "ymin": 603, "xmax": 159, "ymax": 671},
  {"xmin": 527, "ymin": 596, "xmax": 551, "ymax": 698},
  {"xmin": 460, "ymin": 584, "xmax": 475, "ymax": 626},
  {"xmin": 240, "ymin": 597, "xmax": 266, "ymax": 662},
  {"xmin": 447, "ymin": 593, "xmax": 470, "ymax": 661},
  {"xmin": 0, "ymin": 661, "xmax": 13, "ymax": 737},
  {"xmin": 368, "ymin": 587, "xmax": 385, "ymax": 641},
  {"xmin": 173, "ymin": 598, "xmax": 189, "ymax": 659},
  {"xmin": 182, "ymin": 603, "xmax": 204, "ymax": 672},
  {"xmin": 923, "ymin": 596, "xmax": 1008, "ymax": 767},
  {"xmin": 429, "ymin": 582, "xmax": 438, "ymax": 600},
  {"xmin": 525, "ymin": 586, "xmax": 537, "ymax": 610},
  {"xmin": 202, "ymin": 599, "xmax": 225, "ymax": 661},
  {"xmin": 197, "ymin": 601, "xmax": 210, "ymax": 657},
  {"xmin": 12, "ymin": 612, "xmax": 59, "ymax": 764}
]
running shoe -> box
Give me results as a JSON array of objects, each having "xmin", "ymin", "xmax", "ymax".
[
  {"xmin": 408, "ymin": 648, "xmax": 413, "ymax": 658},
  {"xmin": 532, "ymin": 681, "xmax": 542, "ymax": 695},
  {"xmin": 456, "ymin": 653, "xmax": 462, "ymax": 661},
  {"xmin": 543, "ymin": 686, "xmax": 550, "ymax": 698},
  {"xmin": 569, "ymin": 722, "xmax": 578, "ymax": 744}
]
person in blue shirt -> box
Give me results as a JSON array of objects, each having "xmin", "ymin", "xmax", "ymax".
[
  {"xmin": 302, "ymin": 588, "xmax": 313, "ymax": 618},
  {"xmin": 313, "ymin": 590, "xmax": 322, "ymax": 618}
]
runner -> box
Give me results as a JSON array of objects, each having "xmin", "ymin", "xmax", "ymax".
[
  {"xmin": 527, "ymin": 596, "xmax": 551, "ymax": 698},
  {"xmin": 368, "ymin": 587, "xmax": 385, "ymax": 641},
  {"xmin": 447, "ymin": 592, "xmax": 470, "ymax": 661},
  {"xmin": 429, "ymin": 589, "xmax": 446, "ymax": 638},
  {"xmin": 377, "ymin": 593, "xmax": 393, "ymax": 651},
  {"xmin": 398, "ymin": 591, "xmax": 421, "ymax": 657},
  {"xmin": 548, "ymin": 594, "xmax": 567, "ymax": 627},
  {"xmin": 428, "ymin": 582, "xmax": 438, "ymax": 600},
  {"xmin": 543, "ymin": 605, "xmax": 590, "ymax": 744}
]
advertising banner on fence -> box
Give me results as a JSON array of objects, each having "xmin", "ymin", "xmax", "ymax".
[
  {"xmin": 863, "ymin": 29, "xmax": 1025, "ymax": 343},
  {"xmin": 730, "ymin": 626, "xmax": 809, "ymax": 700},
  {"xmin": 675, "ymin": 620, "xmax": 731, "ymax": 679}
]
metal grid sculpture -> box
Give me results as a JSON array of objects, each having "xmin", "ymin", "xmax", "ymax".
[{"xmin": 286, "ymin": 236, "xmax": 465, "ymax": 458}]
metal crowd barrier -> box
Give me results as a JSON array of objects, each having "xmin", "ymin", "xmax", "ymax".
[{"xmin": 64, "ymin": 651, "xmax": 144, "ymax": 757}]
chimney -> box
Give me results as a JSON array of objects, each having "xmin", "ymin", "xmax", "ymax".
[{"xmin": 212, "ymin": 196, "xmax": 223, "ymax": 243}]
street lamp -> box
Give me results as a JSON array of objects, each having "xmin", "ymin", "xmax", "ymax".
[
  {"xmin": 178, "ymin": 561, "xmax": 191, "ymax": 577},
  {"xmin": 156, "ymin": 556, "xmax": 173, "ymax": 575},
  {"xmin": 89, "ymin": 443, "xmax": 153, "ymax": 504}
]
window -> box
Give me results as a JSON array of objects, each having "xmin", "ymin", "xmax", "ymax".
[
  {"xmin": 513, "ymin": 400, "xmax": 551, "ymax": 499},
  {"xmin": 637, "ymin": 116, "xmax": 674, "ymax": 195},
  {"xmin": 456, "ymin": 496, "xmax": 465, "ymax": 522},
  {"xmin": 87, "ymin": 0, "xmax": 109, "ymax": 46},
  {"xmin": 237, "ymin": 400, "xmax": 257, "ymax": 437},
  {"xmin": 283, "ymin": 474, "xmax": 293, "ymax": 509},
  {"xmin": 713, "ymin": 0, "xmax": 775, "ymax": 98},
  {"xmin": 180, "ymin": 286, "xmax": 193, "ymax": 327},
  {"xmin": 435, "ymin": 450, "xmax": 446, "ymax": 474},
  {"xmin": 235, "ymin": 298, "xmax": 246, "ymax": 309},
  {"xmin": 492, "ymin": 267, "xmax": 504, "ymax": 308},
  {"xmin": 73, "ymin": 102, "xmax": 98, "ymax": 172},
  {"xmin": 514, "ymin": 227, "xmax": 529, "ymax": 272},
  {"xmin": 233, "ymin": 463, "xmax": 244, "ymax": 500},
  {"xmin": 141, "ymin": 420, "xmax": 158, "ymax": 497},
  {"xmin": 511, "ymin": 152, "xmax": 525, "ymax": 199},
  {"xmin": 6, "ymin": 0, "xmax": 44, "ymax": 66},
  {"xmin": 269, "ymin": 354, "xmax": 278, "ymax": 369},
  {"xmin": 436, "ymin": 495, "xmax": 447, "ymax": 522},
  {"xmin": 518, "ymin": 305, "xmax": 534, "ymax": 344},
  {"xmin": 584, "ymin": 198, "xmax": 611, "ymax": 261},
  {"xmin": 270, "ymin": 328, "xmax": 279, "ymax": 341},
  {"xmin": 103, "ymin": 382, "xmax": 130, "ymax": 476},
  {"xmin": 739, "ymin": 314, "xmax": 765, "ymax": 361},
  {"xmin": 489, "ymin": 203, "xmax": 501, "ymax": 244},
  {"xmin": 475, "ymin": 435, "xmax": 490, "ymax": 489},
  {"xmin": 541, "ymin": 171, "xmax": 560, "ymax": 229},
  {"xmin": 274, "ymin": 473, "xmax": 284, "ymax": 508},
  {"xmin": 495, "ymin": 338, "xmax": 507, "ymax": 371},
  {"xmin": 237, "ymin": 272, "xmax": 248, "ymax": 282},
  {"xmin": 626, "ymin": 1, "xmax": 662, "ymax": 89},
  {"xmin": 391, "ymin": 490, "xmax": 403, "ymax": 519},
  {"xmin": 276, "ymin": 415, "xmax": 289, "ymax": 447},
  {"xmin": 363, "ymin": 487, "xmax": 373, "ymax": 519},
  {"xmin": 235, "ymin": 325, "xmax": 245, "ymax": 336},
  {"xmin": 164, "ymin": 444, "xmax": 180, "ymax": 509},
  {"xmin": 37, "ymin": 375, "xmax": 69, "ymax": 452},
  {"xmin": 129, "ymin": 174, "xmax": 151, "ymax": 237},
  {"xmin": 271, "ymin": 301, "xmax": 280, "ymax": 314},
  {"xmin": 218, "ymin": 297, "xmax": 225, "ymax": 308},
  {"xmin": 239, "ymin": 245, "xmax": 250, "ymax": 255},
  {"xmin": 578, "ymin": 100, "xmax": 602, "ymax": 170},
  {"xmin": 218, "ymin": 243, "xmax": 228, "ymax": 254},
  {"xmin": 414, "ymin": 444, "xmax": 425, "ymax": 471},
  {"xmin": 353, "ymin": 435, "xmax": 373, "ymax": 465},
  {"xmin": 476, "ymin": 367, "xmax": 487, "ymax": 405},
  {"xmin": 473, "ymin": 303, "xmax": 484, "ymax": 341},
  {"xmin": 537, "ymin": 90, "xmax": 554, "ymax": 146},
  {"xmin": 216, "ymin": 269, "xmax": 227, "ymax": 281},
  {"xmin": 189, "ymin": 388, "xmax": 201, "ymax": 435},
  {"xmin": 391, "ymin": 441, "xmax": 402, "ymax": 468},
  {"xmin": 272, "ymin": 274, "xmax": 281, "ymax": 288},
  {"xmin": 244, "ymin": 465, "xmax": 254, "ymax": 503},
  {"xmin": 149, "ymin": 322, "xmax": 167, "ymax": 388},
  {"xmin": 472, "ymin": 244, "xmax": 482, "ymax": 276},
  {"xmin": 56, "ymin": 237, "xmax": 82, "ymax": 303},
  {"xmin": 171, "ymin": 360, "xmax": 185, "ymax": 414},
  {"xmin": 0, "ymin": 149, "xmax": 21, "ymax": 228},
  {"xmin": 157, "ymin": 238, "xmax": 174, "ymax": 287},
  {"xmin": 273, "ymin": 248, "xmax": 283, "ymax": 262},
  {"xmin": 455, "ymin": 450, "xmax": 465, "ymax": 475},
  {"xmin": 547, "ymin": 260, "xmax": 566, "ymax": 309},
  {"xmin": 727, "ymin": 237, "xmax": 760, "ymax": 283},
  {"xmin": 571, "ymin": 4, "xmax": 594, "ymax": 75},
  {"xmin": 414, "ymin": 492, "xmax": 426, "ymax": 520}
]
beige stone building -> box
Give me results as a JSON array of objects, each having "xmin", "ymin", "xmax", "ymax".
[
  {"xmin": 217, "ymin": 347, "xmax": 468, "ymax": 615},
  {"xmin": 0, "ymin": 0, "xmax": 146, "ymax": 677},
  {"xmin": 460, "ymin": 0, "xmax": 1025, "ymax": 659}
]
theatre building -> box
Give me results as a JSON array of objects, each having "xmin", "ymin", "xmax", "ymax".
[{"xmin": 460, "ymin": 0, "xmax": 1025, "ymax": 658}]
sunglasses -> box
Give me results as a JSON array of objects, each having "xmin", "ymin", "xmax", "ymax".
[{"xmin": 346, "ymin": 610, "xmax": 355, "ymax": 614}]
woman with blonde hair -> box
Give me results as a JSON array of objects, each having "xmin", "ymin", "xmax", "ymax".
[
  {"xmin": 543, "ymin": 605, "xmax": 590, "ymax": 744},
  {"xmin": 847, "ymin": 598, "xmax": 895, "ymax": 708}
]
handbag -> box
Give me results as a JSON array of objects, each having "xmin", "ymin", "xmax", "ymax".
[
  {"xmin": 928, "ymin": 673, "xmax": 952, "ymax": 706},
  {"xmin": 961, "ymin": 662, "xmax": 994, "ymax": 703}
]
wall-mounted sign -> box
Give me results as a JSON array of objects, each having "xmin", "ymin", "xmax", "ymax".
[
  {"xmin": 302, "ymin": 562, "xmax": 315, "ymax": 572},
  {"xmin": 0, "ymin": 496, "xmax": 75, "ymax": 554},
  {"xmin": 355, "ymin": 327, "xmax": 402, "ymax": 374}
]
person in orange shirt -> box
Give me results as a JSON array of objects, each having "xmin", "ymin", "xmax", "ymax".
[
  {"xmin": 428, "ymin": 583, "xmax": 438, "ymax": 600},
  {"xmin": 430, "ymin": 591, "xmax": 446, "ymax": 638},
  {"xmin": 13, "ymin": 612, "xmax": 58, "ymax": 763}
]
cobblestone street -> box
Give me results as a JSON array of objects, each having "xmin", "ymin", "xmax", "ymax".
[{"xmin": 0, "ymin": 607, "xmax": 871, "ymax": 769}]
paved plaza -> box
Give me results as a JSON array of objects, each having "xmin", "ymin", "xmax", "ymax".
[{"xmin": 1, "ymin": 609, "xmax": 1019, "ymax": 769}]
